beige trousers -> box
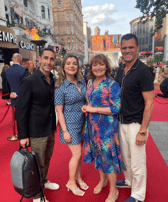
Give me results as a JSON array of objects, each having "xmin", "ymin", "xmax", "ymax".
[{"xmin": 119, "ymin": 122, "xmax": 148, "ymax": 201}]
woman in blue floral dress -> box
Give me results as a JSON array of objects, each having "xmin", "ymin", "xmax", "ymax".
[{"xmin": 82, "ymin": 54, "xmax": 125, "ymax": 202}]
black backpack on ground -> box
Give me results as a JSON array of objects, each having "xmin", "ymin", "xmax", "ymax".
[{"xmin": 10, "ymin": 146, "xmax": 45, "ymax": 202}]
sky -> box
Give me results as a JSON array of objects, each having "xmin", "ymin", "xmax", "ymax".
[{"xmin": 81, "ymin": 0, "xmax": 142, "ymax": 36}]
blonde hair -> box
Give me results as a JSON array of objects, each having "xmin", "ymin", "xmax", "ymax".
[
  {"xmin": 87, "ymin": 54, "xmax": 112, "ymax": 80},
  {"xmin": 55, "ymin": 55, "xmax": 83, "ymax": 88}
]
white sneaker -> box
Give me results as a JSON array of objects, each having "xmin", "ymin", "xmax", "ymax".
[
  {"xmin": 33, "ymin": 196, "xmax": 49, "ymax": 202},
  {"xmin": 44, "ymin": 180, "xmax": 60, "ymax": 190}
]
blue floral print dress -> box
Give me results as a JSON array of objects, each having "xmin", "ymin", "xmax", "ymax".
[{"xmin": 84, "ymin": 77, "xmax": 125, "ymax": 174}]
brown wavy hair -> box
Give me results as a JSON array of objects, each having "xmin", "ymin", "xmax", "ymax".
[
  {"xmin": 2, "ymin": 64, "xmax": 9, "ymax": 72},
  {"xmin": 55, "ymin": 55, "xmax": 83, "ymax": 88},
  {"xmin": 87, "ymin": 54, "xmax": 112, "ymax": 79}
]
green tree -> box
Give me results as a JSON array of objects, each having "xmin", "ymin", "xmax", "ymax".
[
  {"xmin": 56, "ymin": 59, "xmax": 61, "ymax": 66},
  {"xmin": 154, "ymin": 54, "xmax": 164, "ymax": 64},
  {"xmin": 136, "ymin": 0, "xmax": 168, "ymax": 34}
]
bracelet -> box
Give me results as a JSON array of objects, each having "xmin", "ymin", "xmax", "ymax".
[{"xmin": 63, "ymin": 129, "xmax": 67, "ymax": 132}]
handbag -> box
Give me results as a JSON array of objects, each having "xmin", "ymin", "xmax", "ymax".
[{"xmin": 10, "ymin": 146, "xmax": 45, "ymax": 202}]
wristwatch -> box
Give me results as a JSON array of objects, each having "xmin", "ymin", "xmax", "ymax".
[{"xmin": 139, "ymin": 130, "xmax": 147, "ymax": 136}]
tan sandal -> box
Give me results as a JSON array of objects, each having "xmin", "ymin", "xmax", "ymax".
[
  {"xmin": 66, "ymin": 184, "xmax": 85, "ymax": 196},
  {"xmin": 93, "ymin": 179, "xmax": 108, "ymax": 194},
  {"xmin": 105, "ymin": 189, "xmax": 119, "ymax": 202},
  {"xmin": 77, "ymin": 181, "xmax": 89, "ymax": 190}
]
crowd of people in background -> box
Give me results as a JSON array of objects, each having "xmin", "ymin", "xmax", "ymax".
[{"xmin": 0, "ymin": 33, "xmax": 168, "ymax": 202}]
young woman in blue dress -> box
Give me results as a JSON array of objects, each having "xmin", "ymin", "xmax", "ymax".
[
  {"xmin": 81, "ymin": 54, "xmax": 125, "ymax": 202},
  {"xmin": 54, "ymin": 55, "xmax": 88, "ymax": 196}
]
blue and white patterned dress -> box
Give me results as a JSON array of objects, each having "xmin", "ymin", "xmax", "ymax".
[{"xmin": 54, "ymin": 79, "xmax": 87, "ymax": 145}]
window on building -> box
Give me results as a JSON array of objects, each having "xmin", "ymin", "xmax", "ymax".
[
  {"xmin": 20, "ymin": 17, "xmax": 23, "ymax": 24},
  {"xmin": 71, "ymin": 13, "xmax": 73, "ymax": 21},
  {"xmin": 61, "ymin": 39, "xmax": 64, "ymax": 45},
  {"xmin": 41, "ymin": 6, "xmax": 45, "ymax": 19},
  {"xmin": 139, "ymin": 38, "xmax": 141, "ymax": 46},
  {"xmin": 67, "ymin": 26, "xmax": 70, "ymax": 34},
  {"xmin": 71, "ymin": 26, "xmax": 74, "ymax": 34},
  {"xmin": 142, "ymin": 38, "xmax": 145, "ymax": 45},
  {"xmin": 72, "ymin": 45, "xmax": 74, "ymax": 50},
  {"xmin": 68, "ymin": 38, "xmax": 70, "ymax": 43},
  {"xmin": 58, "ymin": 1, "xmax": 61, "ymax": 8},
  {"xmin": 68, "ymin": 45, "xmax": 71, "ymax": 50},
  {"xmin": 25, "ymin": 18, "xmax": 29, "ymax": 26},
  {"xmin": 5, "ymin": 6, "xmax": 8, "ymax": 11},
  {"xmin": 24, "ymin": 0, "xmax": 28, "ymax": 7},
  {"xmin": 66, "ymin": 13, "xmax": 69, "ymax": 21},
  {"xmin": 72, "ymin": 39, "xmax": 74, "ymax": 43},
  {"xmin": 6, "ymin": 14, "xmax": 9, "ymax": 25},
  {"xmin": 143, "ymin": 27, "xmax": 145, "ymax": 34},
  {"xmin": 140, "ymin": 28, "xmax": 142, "ymax": 34},
  {"xmin": 113, "ymin": 35, "xmax": 117, "ymax": 43},
  {"xmin": 48, "ymin": 8, "xmax": 50, "ymax": 20}
]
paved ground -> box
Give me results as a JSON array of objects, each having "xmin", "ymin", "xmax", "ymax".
[{"xmin": 149, "ymin": 121, "xmax": 168, "ymax": 165}]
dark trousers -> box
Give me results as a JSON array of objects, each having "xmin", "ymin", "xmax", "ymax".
[
  {"xmin": 157, "ymin": 87, "xmax": 168, "ymax": 98},
  {"xmin": 30, "ymin": 131, "xmax": 55, "ymax": 199}
]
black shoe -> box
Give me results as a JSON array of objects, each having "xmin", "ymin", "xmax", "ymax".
[
  {"xmin": 7, "ymin": 135, "xmax": 18, "ymax": 141},
  {"xmin": 116, "ymin": 180, "xmax": 131, "ymax": 188}
]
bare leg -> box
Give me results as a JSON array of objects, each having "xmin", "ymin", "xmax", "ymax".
[
  {"xmin": 94, "ymin": 169, "xmax": 107, "ymax": 194},
  {"xmin": 105, "ymin": 172, "xmax": 118, "ymax": 202},
  {"xmin": 75, "ymin": 157, "xmax": 82, "ymax": 180},
  {"xmin": 75, "ymin": 142, "xmax": 83, "ymax": 181},
  {"xmin": 76, "ymin": 158, "xmax": 89, "ymax": 190},
  {"xmin": 66, "ymin": 143, "xmax": 84, "ymax": 196}
]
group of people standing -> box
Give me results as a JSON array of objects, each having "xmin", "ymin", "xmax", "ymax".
[{"xmin": 3, "ymin": 33, "xmax": 154, "ymax": 202}]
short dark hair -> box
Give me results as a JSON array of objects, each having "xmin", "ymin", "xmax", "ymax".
[
  {"xmin": 21, "ymin": 58, "xmax": 29, "ymax": 64},
  {"xmin": 40, "ymin": 48, "xmax": 55, "ymax": 57},
  {"xmin": 121, "ymin": 33, "xmax": 138, "ymax": 46}
]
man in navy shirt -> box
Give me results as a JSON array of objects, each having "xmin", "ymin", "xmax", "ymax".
[
  {"xmin": 155, "ymin": 77, "xmax": 168, "ymax": 98},
  {"xmin": 115, "ymin": 34, "xmax": 154, "ymax": 202},
  {"xmin": 6, "ymin": 53, "xmax": 29, "ymax": 141}
]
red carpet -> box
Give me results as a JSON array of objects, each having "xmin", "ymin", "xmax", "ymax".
[
  {"xmin": 0, "ymin": 90, "xmax": 168, "ymax": 202},
  {"xmin": 151, "ymin": 90, "xmax": 168, "ymax": 122},
  {"xmin": 153, "ymin": 89, "xmax": 168, "ymax": 104}
]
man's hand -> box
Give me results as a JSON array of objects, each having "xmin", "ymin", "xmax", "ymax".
[
  {"xmin": 20, "ymin": 138, "xmax": 29, "ymax": 148},
  {"xmin": 10, "ymin": 92, "xmax": 18, "ymax": 99},
  {"xmin": 136, "ymin": 132, "xmax": 148, "ymax": 146}
]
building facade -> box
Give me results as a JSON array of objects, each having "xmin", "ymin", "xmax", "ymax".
[
  {"xmin": 91, "ymin": 27, "xmax": 121, "ymax": 53},
  {"xmin": 0, "ymin": 0, "xmax": 58, "ymax": 62},
  {"xmin": 130, "ymin": 15, "xmax": 168, "ymax": 63},
  {"xmin": 4, "ymin": 0, "xmax": 54, "ymax": 34},
  {"xmin": 0, "ymin": 0, "xmax": 58, "ymax": 89},
  {"xmin": 130, "ymin": 17, "xmax": 154, "ymax": 54},
  {"xmin": 83, "ymin": 21, "xmax": 91, "ymax": 64},
  {"xmin": 0, "ymin": 0, "xmax": 6, "ymax": 26},
  {"xmin": 90, "ymin": 27, "xmax": 121, "ymax": 67},
  {"xmin": 52, "ymin": 0, "xmax": 84, "ymax": 64}
]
